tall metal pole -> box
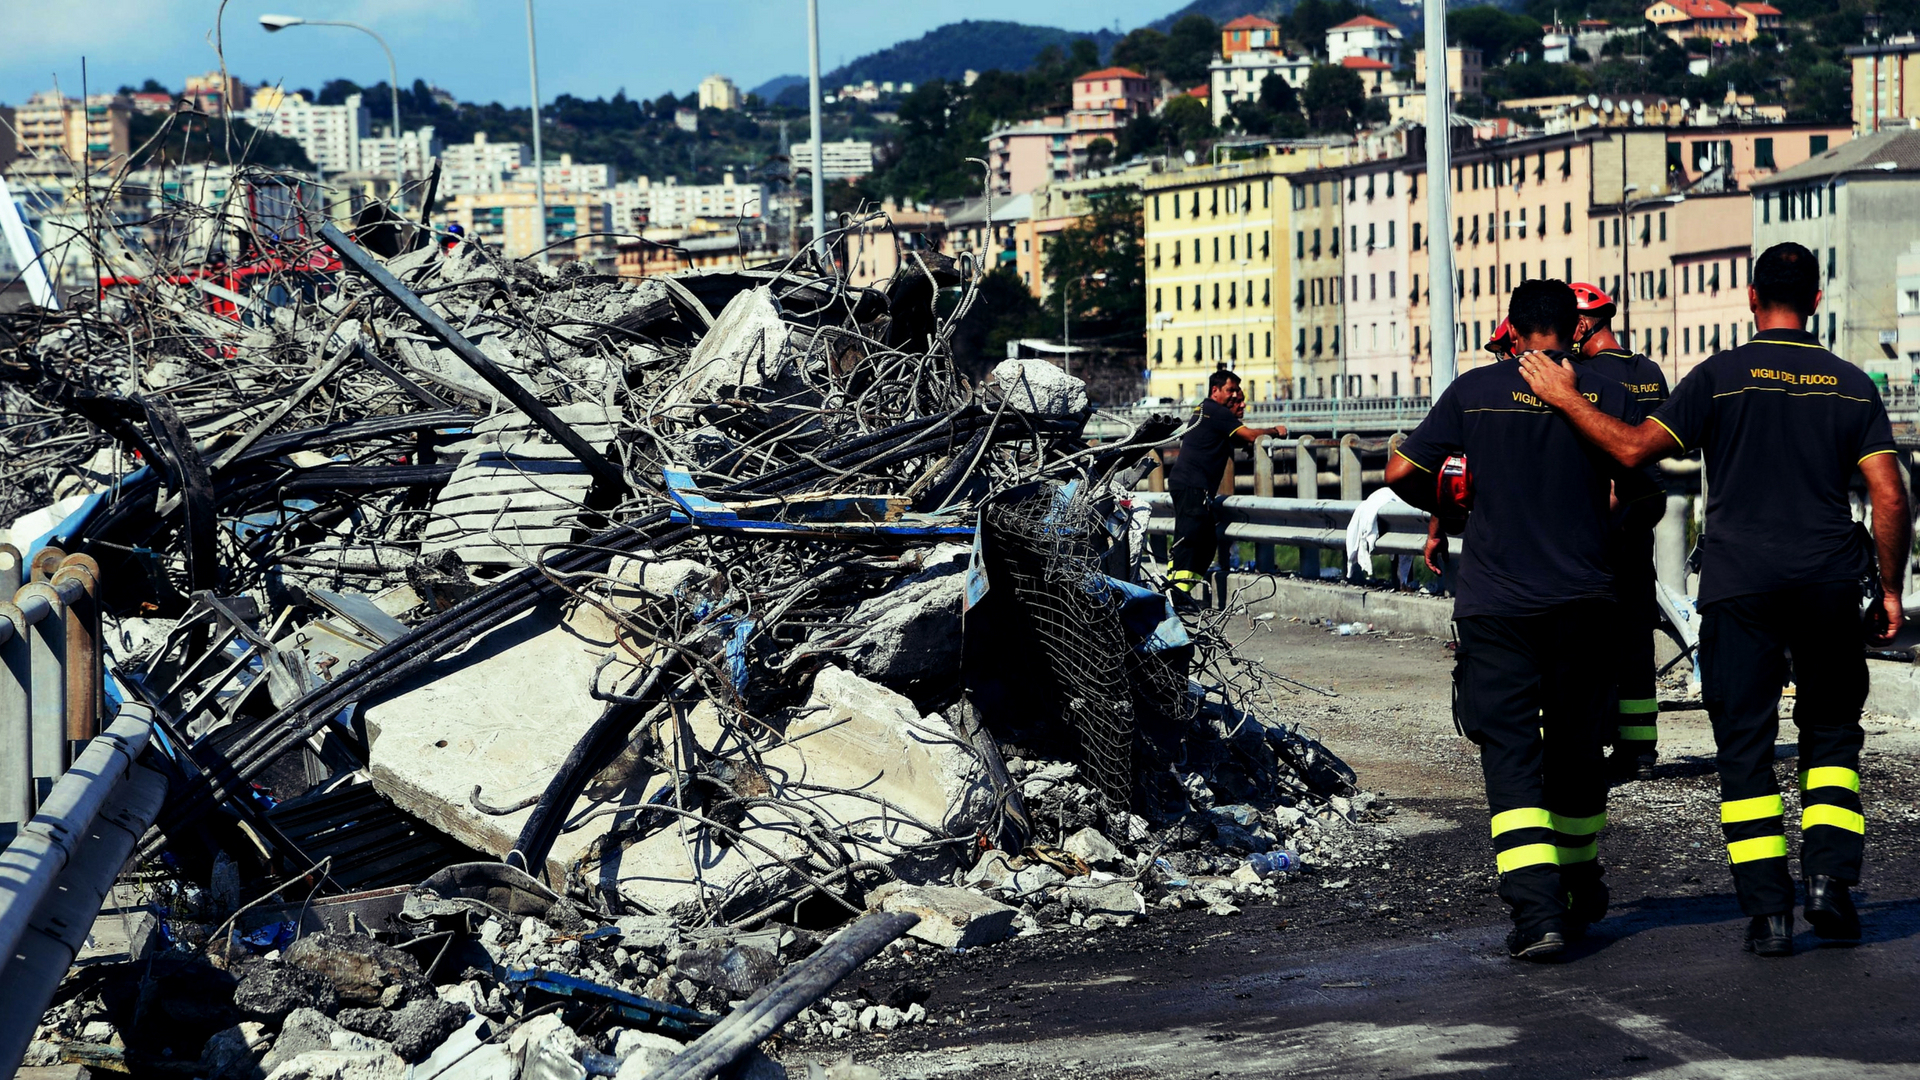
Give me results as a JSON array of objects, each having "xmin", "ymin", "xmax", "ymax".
[
  {"xmin": 526, "ymin": 0, "xmax": 549, "ymax": 266},
  {"xmin": 381, "ymin": 44, "xmax": 403, "ymax": 209},
  {"xmin": 807, "ymin": 0, "xmax": 827, "ymax": 263},
  {"xmin": 1422, "ymin": 0, "xmax": 1456, "ymax": 394}
]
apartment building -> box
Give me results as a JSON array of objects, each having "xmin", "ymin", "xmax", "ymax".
[
  {"xmin": 1669, "ymin": 192, "xmax": 1754, "ymax": 379},
  {"xmin": 1751, "ymin": 127, "xmax": 1920, "ymax": 380},
  {"xmin": 1848, "ymin": 36, "xmax": 1920, "ymax": 134},
  {"xmin": 444, "ymin": 190, "xmax": 610, "ymax": 260},
  {"xmin": 441, "ymin": 132, "xmax": 531, "ymax": 196},
  {"xmin": 1340, "ymin": 160, "xmax": 1415, "ymax": 398},
  {"xmin": 1665, "ymin": 122, "xmax": 1850, "ymax": 189},
  {"xmin": 608, "ymin": 173, "xmax": 766, "ymax": 231},
  {"xmin": 791, "ymin": 139, "xmax": 876, "ymax": 181},
  {"xmin": 1326, "ymin": 15, "xmax": 1403, "ymax": 66},
  {"xmin": 182, "ymin": 71, "xmax": 249, "ymax": 117},
  {"xmin": 1288, "ymin": 170, "xmax": 1351, "ymax": 399},
  {"xmin": 356, "ymin": 127, "xmax": 442, "ymax": 180},
  {"xmin": 697, "ymin": 75, "xmax": 742, "ymax": 112},
  {"xmin": 246, "ymin": 88, "xmax": 368, "ymax": 174},
  {"xmin": 15, "ymin": 89, "xmax": 131, "ymax": 171},
  {"xmin": 528, "ymin": 154, "xmax": 616, "ymax": 193},
  {"xmin": 1144, "ymin": 158, "xmax": 1293, "ymax": 404}
]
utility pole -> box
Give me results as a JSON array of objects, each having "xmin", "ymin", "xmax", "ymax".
[
  {"xmin": 807, "ymin": 0, "xmax": 828, "ymax": 264},
  {"xmin": 1423, "ymin": 0, "xmax": 1456, "ymax": 395},
  {"xmin": 526, "ymin": 0, "xmax": 549, "ymax": 265}
]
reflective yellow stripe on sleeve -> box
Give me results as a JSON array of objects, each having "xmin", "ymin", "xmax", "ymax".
[
  {"xmin": 1721, "ymin": 794, "xmax": 1785, "ymax": 823},
  {"xmin": 1618, "ymin": 698, "xmax": 1658, "ymax": 714},
  {"xmin": 1393, "ymin": 448, "xmax": 1433, "ymax": 473},
  {"xmin": 1803, "ymin": 805, "xmax": 1866, "ymax": 834},
  {"xmin": 1727, "ymin": 835, "xmax": 1789, "ymax": 863},
  {"xmin": 1800, "ymin": 767, "xmax": 1861, "ymax": 793},
  {"xmin": 1496, "ymin": 843, "xmax": 1561, "ymax": 873},
  {"xmin": 1648, "ymin": 416, "xmax": 1684, "ymax": 450},
  {"xmin": 1550, "ymin": 812, "xmax": 1607, "ymax": 836},
  {"xmin": 1618, "ymin": 725, "xmax": 1660, "ymax": 741},
  {"xmin": 1490, "ymin": 807, "xmax": 1553, "ymax": 837}
]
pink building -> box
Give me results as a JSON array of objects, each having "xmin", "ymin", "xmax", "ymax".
[
  {"xmin": 1668, "ymin": 192, "xmax": 1753, "ymax": 381},
  {"xmin": 1072, "ymin": 67, "xmax": 1151, "ymax": 118},
  {"xmin": 1665, "ymin": 122, "xmax": 1852, "ymax": 191}
]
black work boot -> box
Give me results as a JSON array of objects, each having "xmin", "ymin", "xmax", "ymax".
[
  {"xmin": 1744, "ymin": 913, "xmax": 1794, "ymax": 957},
  {"xmin": 1563, "ymin": 875, "xmax": 1610, "ymax": 940},
  {"xmin": 1804, "ymin": 876, "xmax": 1861, "ymax": 941},
  {"xmin": 1507, "ymin": 918, "xmax": 1567, "ymax": 961},
  {"xmin": 1607, "ymin": 743, "xmax": 1656, "ymax": 783}
]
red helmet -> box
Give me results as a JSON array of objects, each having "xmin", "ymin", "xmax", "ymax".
[
  {"xmin": 1436, "ymin": 454, "xmax": 1472, "ymax": 537},
  {"xmin": 1484, "ymin": 319, "xmax": 1517, "ymax": 358},
  {"xmin": 1570, "ymin": 282, "xmax": 1617, "ymax": 322}
]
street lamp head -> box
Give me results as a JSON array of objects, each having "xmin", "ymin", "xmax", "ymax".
[
  {"xmin": 259, "ymin": 14, "xmax": 305, "ymax": 31},
  {"xmin": 1623, "ymin": 183, "xmax": 1640, "ymax": 194}
]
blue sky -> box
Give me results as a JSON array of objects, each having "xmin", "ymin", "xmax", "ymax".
[{"xmin": 1, "ymin": 1, "xmax": 1181, "ymax": 109}]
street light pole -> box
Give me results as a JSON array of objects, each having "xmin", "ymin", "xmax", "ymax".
[
  {"xmin": 259, "ymin": 16, "xmax": 404, "ymax": 208},
  {"xmin": 1620, "ymin": 183, "xmax": 1637, "ymax": 350},
  {"xmin": 1421, "ymin": 0, "xmax": 1456, "ymax": 395},
  {"xmin": 525, "ymin": 0, "xmax": 549, "ymax": 266},
  {"xmin": 807, "ymin": 0, "xmax": 828, "ymax": 264}
]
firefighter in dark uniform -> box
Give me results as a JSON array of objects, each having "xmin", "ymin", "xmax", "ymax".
[
  {"xmin": 1387, "ymin": 280, "xmax": 1655, "ymax": 960},
  {"xmin": 1422, "ymin": 321, "xmax": 1519, "ymax": 576},
  {"xmin": 1166, "ymin": 370, "xmax": 1285, "ymax": 608},
  {"xmin": 1571, "ymin": 282, "xmax": 1672, "ymax": 779},
  {"xmin": 1521, "ymin": 243, "xmax": 1911, "ymax": 956}
]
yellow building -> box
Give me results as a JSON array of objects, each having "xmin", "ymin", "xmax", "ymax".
[
  {"xmin": 15, "ymin": 89, "xmax": 130, "ymax": 171},
  {"xmin": 1849, "ymin": 37, "xmax": 1920, "ymax": 134},
  {"xmin": 445, "ymin": 190, "xmax": 610, "ymax": 260},
  {"xmin": 1287, "ymin": 168, "xmax": 1347, "ymax": 399}
]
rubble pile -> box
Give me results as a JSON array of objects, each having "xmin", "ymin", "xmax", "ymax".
[{"xmin": 2, "ymin": 186, "xmax": 1368, "ymax": 1077}]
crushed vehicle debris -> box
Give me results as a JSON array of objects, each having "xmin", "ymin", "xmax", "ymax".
[{"xmin": 0, "ymin": 173, "xmax": 1372, "ymax": 1079}]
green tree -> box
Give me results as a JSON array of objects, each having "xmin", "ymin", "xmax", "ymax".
[
  {"xmin": 1485, "ymin": 59, "xmax": 1594, "ymax": 100},
  {"xmin": 1450, "ymin": 6, "xmax": 1546, "ymax": 63},
  {"xmin": 1163, "ymin": 15, "xmax": 1221, "ymax": 85},
  {"xmin": 1045, "ymin": 191, "xmax": 1146, "ymax": 346},
  {"xmin": 1287, "ymin": 0, "xmax": 1364, "ymax": 51},
  {"xmin": 1086, "ymin": 136, "xmax": 1115, "ymax": 171},
  {"xmin": 1160, "ymin": 94, "xmax": 1217, "ymax": 146},
  {"xmin": 1301, "ymin": 64, "xmax": 1367, "ymax": 131},
  {"xmin": 1789, "ymin": 61, "xmax": 1850, "ymax": 121},
  {"xmin": 1110, "ymin": 28, "xmax": 1166, "ymax": 76}
]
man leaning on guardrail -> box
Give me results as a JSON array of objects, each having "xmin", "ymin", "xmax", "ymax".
[{"xmin": 1165, "ymin": 369, "xmax": 1285, "ymax": 611}]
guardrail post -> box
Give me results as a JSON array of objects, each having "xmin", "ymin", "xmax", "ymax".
[
  {"xmin": 16, "ymin": 583, "xmax": 67, "ymax": 802},
  {"xmin": 1339, "ymin": 433, "xmax": 1362, "ymax": 501},
  {"xmin": 0, "ymin": 602, "xmax": 28, "ymax": 833},
  {"xmin": 1296, "ymin": 437, "xmax": 1320, "ymax": 580},
  {"xmin": 1253, "ymin": 436, "xmax": 1276, "ymax": 573},
  {"xmin": 56, "ymin": 557, "xmax": 102, "ymax": 746}
]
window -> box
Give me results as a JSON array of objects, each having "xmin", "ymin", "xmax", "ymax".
[
  {"xmin": 1229, "ymin": 235, "xmax": 1237, "ymax": 260},
  {"xmin": 1175, "ymin": 287, "xmax": 1182, "ymax": 311},
  {"xmin": 1828, "ymin": 247, "xmax": 1836, "ymax": 279},
  {"xmin": 1387, "ymin": 172, "xmax": 1395, "ymax": 197},
  {"xmin": 1828, "ymin": 311, "xmax": 1836, "ymax": 344},
  {"xmin": 1263, "ymin": 279, "xmax": 1270, "ymax": 305},
  {"xmin": 1612, "ymin": 218, "xmax": 1621, "ymax": 246},
  {"xmin": 1194, "ymin": 238, "xmax": 1201, "ymax": 263},
  {"xmin": 1192, "ymin": 284, "xmax": 1200, "ymax": 309},
  {"xmin": 1261, "ymin": 232, "xmax": 1270, "ymax": 258},
  {"xmin": 1352, "ymin": 274, "xmax": 1359, "ymax": 300},
  {"xmin": 1352, "ymin": 225, "xmax": 1360, "ymax": 250},
  {"xmin": 1810, "ymin": 134, "xmax": 1829, "ymax": 155},
  {"xmin": 1296, "ymin": 231, "xmax": 1305, "ymax": 259},
  {"xmin": 1410, "ymin": 172, "xmax": 1418, "ymax": 200},
  {"xmin": 1414, "ymin": 326, "xmax": 1422, "ymax": 354},
  {"xmin": 1212, "ymin": 283, "xmax": 1220, "ymax": 308},
  {"xmin": 1172, "ymin": 242, "xmax": 1181, "ymax": 267},
  {"xmin": 1153, "ymin": 243, "xmax": 1161, "ymax": 268},
  {"xmin": 1565, "ymin": 258, "xmax": 1573, "ymax": 280},
  {"xmin": 1313, "ymin": 182, "xmax": 1322, "ymax": 207},
  {"xmin": 1314, "ymin": 327, "xmax": 1323, "ymax": 354},
  {"xmin": 1349, "ymin": 177, "xmax": 1357, "ymax": 201},
  {"xmin": 1332, "ymin": 325, "xmax": 1340, "ymax": 354},
  {"xmin": 1683, "ymin": 327, "xmax": 1690, "ymax": 353},
  {"xmin": 1763, "ymin": 193, "xmax": 1771, "ymax": 223},
  {"xmin": 1265, "ymin": 332, "xmax": 1272, "ymax": 357},
  {"xmin": 1389, "ymin": 271, "xmax": 1396, "ymax": 298},
  {"xmin": 1503, "ymin": 210, "xmax": 1511, "ymax": 239},
  {"xmin": 1658, "ymin": 211, "xmax": 1667, "ymax": 241},
  {"xmin": 1472, "ymin": 267, "xmax": 1481, "ymax": 297},
  {"xmin": 1455, "ymin": 216, "xmax": 1463, "ymax": 245},
  {"xmin": 1413, "ymin": 223, "xmax": 1421, "ymax": 250},
  {"xmin": 1312, "ymin": 228, "xmax": 1322, "ymax": 257},
  {"xmin": 1153, "ymin": 196, "xmax": 1161, "ymax": 221},
  {"xmin": 1263, "ymin": 180, "xmax": 1270, "ymax": 208},
  {"xmin": 1388, "ymin": 221, "xmax": 1395, "ymax": 247},
  {"xmin": 1731, "ymin": 258, "xmax": 1740, "ymax": 289},
  {"xmin": 1154, "ymin": 288, "xmax": 1162, "ymax": 312},
  {"xmin": 1659, "ymin": 327, "xmax": 1668, "ymax": 355},
  {"xmin": 1154, "ymin": 339, "xmax": 1162, "ymax": 363},
  {"xmin": 1214, "ymin": 237, "xmax": 1221, "ymax": 262},
  {"xmin": 1298, "ymin": 328, "xmax": 1307, "ymax": 355},
  {"xmin": 1292, "ymin": 185, "xmax": 1305, "ymax": 210},
  {"xmin": 1370, "ymin": 273, "xmax": 1377, "ymax": 300},
  {"xmin": 1191, "ymin": 192, "xmax": 1200, "ymax": 217},
  {"xmin": 1211, "ymin": 190, "xmax": 1219, "ymax": 217},
  {"xmin": 1471, "ymin": 217, "xmax": 1480, "ymax": 245},
  {"xmin": 1504, "ymin": 264, "xmax": 1512, "ymax": 292},
  {"xmin": 1539, "ymin": 259, "xmax": 1546, "ymax": 280},
  {"xmin": 1454, "ymin": 166, "xmax": 1462, "ymax": 192},
  {"xmin": 1295, "ymin": 280, "xmax": 1305, "ymax": 308},
  {"xmin": 1175, "ymin": 338, "xmax": 1184, "ymax": 362},
  {"xmin": 1411, "ymin": 273, "xmax": 1420, "ymax": 305},
  {"xmin": 1332, "ymin": 229, "xmax": 1340, "ymax": 256},
  {"xmin": 1658, "ymin": 269, "xmax": 1667, "ymax": 298},
  {"xmin": 1563, "ymin": 202, "xmax": 1572, "ymax": 234}
]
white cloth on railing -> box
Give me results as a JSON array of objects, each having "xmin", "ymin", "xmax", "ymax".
[{"xmin": 1347, "ymin": 487, "xmax": 1412, "ymax": 579}]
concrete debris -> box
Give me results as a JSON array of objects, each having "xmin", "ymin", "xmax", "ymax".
[
  {"xmin": 7, "ymin": 182, "xmax": 1369, "ymax": 1080},
  {"xmin": 869, "ymin": 884, "xmax": 1020, "ymax": 949}
]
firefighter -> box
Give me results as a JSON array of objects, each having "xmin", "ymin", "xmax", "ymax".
[
  {"xmin": 1387, "ymin": 280, "xmax": 1654, "ymax": 960},
  {"xmin": 1570, "ymin": 282, "xmax": 1671, "ymax": 780},
  {"xmin": 1519, "ymin": 243, "xmax": 1910, "ymax": 956},
  {"xmin": 1166, "ymin": 370, "xmax": 1285, "ymax": 609}
]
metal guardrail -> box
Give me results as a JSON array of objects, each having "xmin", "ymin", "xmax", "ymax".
[
  {"xmin": 1133, "ymin": 491, "xmax": 1444, "ymax": 560},
  {"xmin": 1103, "ymin": 396, "xmax": 1434, "ymax": 433},
  {"xmin": 1, "ymin": 544, "xmax": 105, "ymax": 829}
]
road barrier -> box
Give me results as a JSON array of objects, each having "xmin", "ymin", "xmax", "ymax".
[
  {"xmin": 2, "ymin": 545, "xmax": 106, "ymax": 829},
  {"xmin": 1133, "ymin": 491, "xmax": 1441, "ymax": 561}
]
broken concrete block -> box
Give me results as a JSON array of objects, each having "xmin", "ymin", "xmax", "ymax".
[
  {"xmin": 869, "ymin": 883, "xmax": 1018, "ymax": 949},
  {"xmin": 962, "ymin": 850, "xmax": 1017, "ymax": 890},
  {"xmin": 509, "ymin": 1014, "xmax": 586, "ymax": 1080},
  {"xmin": 1068, "ymin": 881, "xmax": 1146, "ymax": 920},
  {"xmin": 1008, "ymin": 863, "xmax": 1065, "ymax": 897},
  {"xmin": 282, "ymin": 933, "xmax": 425, "ymax": 1008},
  {"xmin": 384, "ymin": 999, "xmax": 466, "ymax": 1063},
  {"xmin": 588, "ymin": 666, "xmax": 989, "ymax": 920},
  {"xmin": 991, "ymin": 358, "xmax": 1088, "ymax": 417},
  {"xmin": 674, "ymin": 945, "xmax": 782, "ymax": 996},
  {"xmin": 409, "ymin": 1016, "xmax": 493, "ymax": 1080},
  {"xmin": 261, "ymin": 1050, "xmax": 406, "ymax": 1080},
  {"xmin": 1062, "ymin": 827, "xmax": 1123, "ymax": 869},
  {"xmin": 607, "ymin": 555, "xmax": 720, "ymax": 602},
  {"xmin": 234, "ymin": 963, "xmax": 339, "ymax": 1023},
  {"xmin": 260, "ymin": 1010, "xmax": 340, "ymax": 1077},
  {"xmin": 201, "ymin": 1022, "xmax": 272, "ymax": 1080},
  {"xmin": 815, "ymin": 544, "xmax": 968, "ymax": 686}
]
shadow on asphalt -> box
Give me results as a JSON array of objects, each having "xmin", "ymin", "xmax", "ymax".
[{"xmin": 1558, "ymin": 891, "xmax": 1920, "ymax": 960}]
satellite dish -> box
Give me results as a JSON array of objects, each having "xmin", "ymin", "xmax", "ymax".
[
  {"xmin": 1631, "ymin": 99, "xmax": 1645, "ymax": 115},
  {"xmin": 1601, "ymin": 98, "xmax": 1614, "ymax": 113},
  {"xmin": 1184, "ymin": 149, "xmax": 1197, "ymax": 165},
  {"xmin": 1679, "ymin": 97, "xmax": 1690, "ymax": 111},
  {"xmin": 1587, "ymin": 93, "xmax": 1600, "ymax": 108}
]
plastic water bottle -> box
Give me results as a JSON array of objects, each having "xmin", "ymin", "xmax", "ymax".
[{"xmin": 1247, "ymin": 850, "xmax": 1298, "ymax": 878}]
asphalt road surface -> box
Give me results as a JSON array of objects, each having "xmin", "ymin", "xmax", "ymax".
[{"xmin": 780, "ymin": 619, "xmax": 1920, "ymax": 1079}]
